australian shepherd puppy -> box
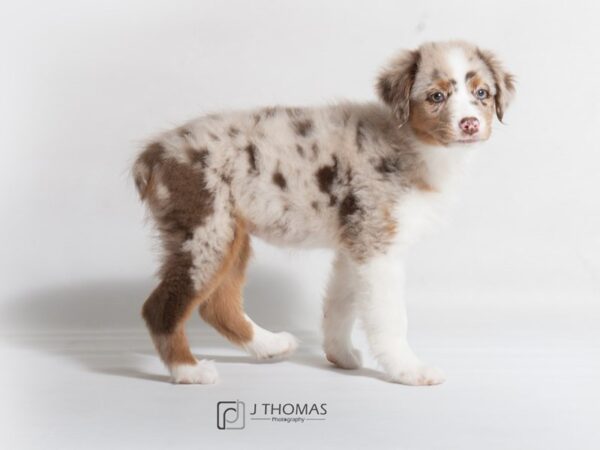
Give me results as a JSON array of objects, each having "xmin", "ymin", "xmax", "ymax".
[{"xmin": 133, "ymin": 40, "xmax": 515, "ymax": 385}]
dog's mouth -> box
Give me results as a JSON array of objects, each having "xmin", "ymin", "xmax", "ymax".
[{"xmin": 452, "ymin": 134, "xmax": 486, "ymax": 145}]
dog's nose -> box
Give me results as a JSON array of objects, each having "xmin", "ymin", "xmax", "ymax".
[{"xmin": 459, "ymin": 117, "xmax": 480, "ymax": 135}]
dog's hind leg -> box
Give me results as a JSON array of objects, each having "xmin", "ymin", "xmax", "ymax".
[
  {"xmin": 142, "ymin": 212, "xmax": 254, "ymax": 383},
  {"xmin": 135, "ymin": 146, "xmax": 244, "ymax": 383},
  {"xmin": 199, "ymin": 228, "xmax": 298, "ymax": 360}
]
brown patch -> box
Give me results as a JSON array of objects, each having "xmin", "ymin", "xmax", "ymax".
[
  {"xmin": 376, "ymin": 50, "xmax": 421, "ymax": 126},
  {"xmin": 465, "ymin": 70, "xmax": 476, "ymax": 81},
  {"xmin": 208, "ymin": 132, "xmax": 220, "ymax": 141},
  {"xmin": 187, "ymin": 147, "xmax": 209, "ymax": 168},
  {"xmin": 220, "ymin": 173, "xmax": 232, "ymax": 185},
  {"xmin": 199, "ymin": 226, "xmax": 254, "ymax": 345},
  {"xmin": 244, "ymin": 143, "xmax": 259, "ymax": 174},
  {"xmin": 409, "ymin": 99, "xmax": 454, "ymax": 146},
  {"xmin": 291, "ymin": 118, "xmax": 313, "ymax": 137},
  {"xmin": 375, "ymin": 156, "xmax": 402, "ymax": 175},
  {"xmin": 311, "ymin": 201, "xmax": 320, "ymax": 212},
  {"xmin": 434, "ymin": 79, "xmax": 454, "ymax": 93},
  {"xmin": 315, "ymin": 155, "xmax": 338, "ymax": 206},
  {"xmin": 466, "ymin": 74, "xmax": 485, "ymax": 92},
  {"xmin": 133, "ymin": 142, "xmax": 166, "ymax": 199},
  {"xmin": 344, "ymin": 167, "xmax": 353, "ymax": 184},
  {"xmin": 382, "ymin": 207, "xmax": 398, "ymax": 239},
  {"xmin": 152, "ymin": 330, "xmax": 197, "ymax": 366},
  {"xmin": 150, "ymin": 158, "xmax": 215, "ymax": 239},
  {"xmin": 272, "ymin": 171, "xmax": 287, "ymax": 190},
  {"xmin": 412, "ymin": 177, "xmax": 436, "ymax": 192},
  {"xmin": 476, "ymin": 48, "xmax": 516, "ymax": 121},
  {"xmin": 142, "ymin": 249, "xmax": 196, "ymax": 337},
  {"xmin": 339, "ymin": 192, "xmax": 359, "ymax": 225},
  {"xmin": 296, "ymin": 144, "xmax": 305, "ymax": 157},
  {"xmin": 143, "ymin": 217, "xmax": 254, "ymax": 365}
]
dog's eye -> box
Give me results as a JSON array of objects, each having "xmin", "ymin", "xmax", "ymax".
[
  {"xmin": 475, "ymin": 88, "xmax": 489, "ymax": 99},
  {"xmin": 429, "ymin": 92, "xmax": 446, "ymax": 103}
]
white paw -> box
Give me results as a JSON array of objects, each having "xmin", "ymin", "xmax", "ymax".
[
  {"xmin": 170, "ymin": 360, "xmax": 219, "ymax": 384},
  {"xmin": 388, "ymin": 365, "xmax": 446, "ymax": 386},
  {"xmin": 325, "ymin": 345, "xmax": 362, "ymax": 370},
  {"xmin": 245, "ymin": 331, "xmax": 299, "ymax": 360}
]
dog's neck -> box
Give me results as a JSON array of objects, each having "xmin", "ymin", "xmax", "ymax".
[{"xmin": 403, "ymin": 126, "xmax": 478, "ymax": 193}]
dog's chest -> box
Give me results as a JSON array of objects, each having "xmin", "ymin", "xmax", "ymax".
[
  {"xmin": 388, "ymin": 146, "xmax": 474, "ymax": 247},
  {"xmin": 390, "ymin": 189, "xmax": 452, "ymax": 248}
]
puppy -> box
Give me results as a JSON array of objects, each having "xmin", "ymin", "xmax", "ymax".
[{"xmin": 133, "ymin": 40, "xmax": 515, "ymax": 385}]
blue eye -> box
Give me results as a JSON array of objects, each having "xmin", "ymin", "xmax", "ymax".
[
  {"xmin": 475, "ymin": 88, "xmax": 489, "ymax": 99},
  {"xmin": 429, "ymin": 91, "xmax": 445, "ymax": 103}
]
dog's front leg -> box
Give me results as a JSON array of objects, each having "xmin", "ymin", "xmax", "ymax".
[
  {"xmin": 355, "ymin": 251, "xmax": 445, "ymax": 385},
  {"xmin": 322, "ymin": 253, "xmax": 362, "ymax": 369}
]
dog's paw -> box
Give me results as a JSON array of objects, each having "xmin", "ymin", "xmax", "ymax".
[
  {"xmin": 170, "ymin": 360, "xmax": 219, "ymax": 384},
  {"xmin": 387, "ymin": 364, "xmax": 445, "ymax": 386},
  {"xmin": 325, "ymin": 345, "xmax": 362, "ymax": 370},
  {"xmin": 245, "ymin": 331, "xmax": 298, "ymax": 360}
]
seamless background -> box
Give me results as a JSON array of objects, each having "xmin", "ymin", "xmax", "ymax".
[{"xmin": 1, "ymin": 1, "xmax": 599, "ymax": 449}]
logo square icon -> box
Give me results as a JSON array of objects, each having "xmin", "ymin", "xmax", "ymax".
[{"xmin": 217, "ymin": 400, "xmax": 246, "ymax": 430}]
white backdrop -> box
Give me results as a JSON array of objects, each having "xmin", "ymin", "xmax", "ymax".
[
  {"xmin": 2, "ymin": 2, "xmax": 600, "ymax": 449},
  {"xmin": 2, "ymin": 0, "xmax": 598, "ymax": 335}
]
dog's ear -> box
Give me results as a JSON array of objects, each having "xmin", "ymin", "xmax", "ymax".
[
  {"xmin": 376, "ymin": 50, "xmax": 420, "ymax": 127},
  {"xmin": 477, "ymin": 48, "xmax": 516, "ymax": 122}
]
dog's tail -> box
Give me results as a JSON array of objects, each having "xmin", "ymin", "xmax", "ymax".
[{"xmin": 132, "ymin": 142, "xmax": 165, "ymax": 201}]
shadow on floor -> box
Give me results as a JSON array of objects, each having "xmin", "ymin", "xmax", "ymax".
[
  {"xmin": 1, "ymin": 267, "xmax": 384, "ymax": 383},
  {"xmin": 3, "ymin": 264, "xmax": 312, "ymax": 332}
]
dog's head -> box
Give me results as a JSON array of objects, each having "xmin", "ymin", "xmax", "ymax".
[{"xmin": 376, "ymin": 41, "xmax": 515, "ymax": 146}]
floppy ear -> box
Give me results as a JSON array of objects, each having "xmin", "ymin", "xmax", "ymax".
[
  {"xmin": 477, "ymin": 48, "xmax": 516, "ymax": 122},
  {"xmin": 376, "ymin": 50, "xmax": 420, "ymax": 127}
]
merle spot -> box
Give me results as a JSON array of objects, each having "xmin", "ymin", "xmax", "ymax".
[
  {"xmin": 339, "ymin": 192, "xmax": 359, "ymax": 225},
  {"xmin": 244, "ymin": 143, "xmax": 259, "ymax": 174},
  {"xmin": 292, "ymin": 118, "xmax": 313, "ymax": 137},
  {"xmin": 375, "ymin": 156, "xmax": 401, "ymax": 175},
  {"xmin": 315, "ymin": 155, "xmax": 338, "ymax": 206},
  {"xmin": 272, "ymin": 171, "xmax": 287, "ymax": 190},
  {"xmin": 187, "ymin": 147, "xmax": 209, "ymax": 168}
]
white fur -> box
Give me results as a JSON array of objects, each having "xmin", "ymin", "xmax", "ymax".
[
  {"xmin": 351, "ymin": 247, "xmax": 445, "ymax": 385},
  {"xmin": 154, "ymin": 182, "xmax": 170, "ymax": 202},
  {"xmin": 243, "ymin": 316, "xmax": 299, "ymax": 359},
  {"xmin": 323, "ymin": 253, "xmax": 362, "ymax": 369},
  {"xmin": 170, "ymin": 359, "xmax": 219, "ymax": 384},
  {"xmin": 323, "ymin": 144, "xmax": 475, "ymax": 383},
  {"xmin": 447, "ymin": 48, "xmax": 482, "ymax": 130}
]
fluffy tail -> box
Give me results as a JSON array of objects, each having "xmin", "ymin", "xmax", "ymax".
[{"xmin": 132, "ymin": 142, "xmax": 165, "ymax": 200}]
